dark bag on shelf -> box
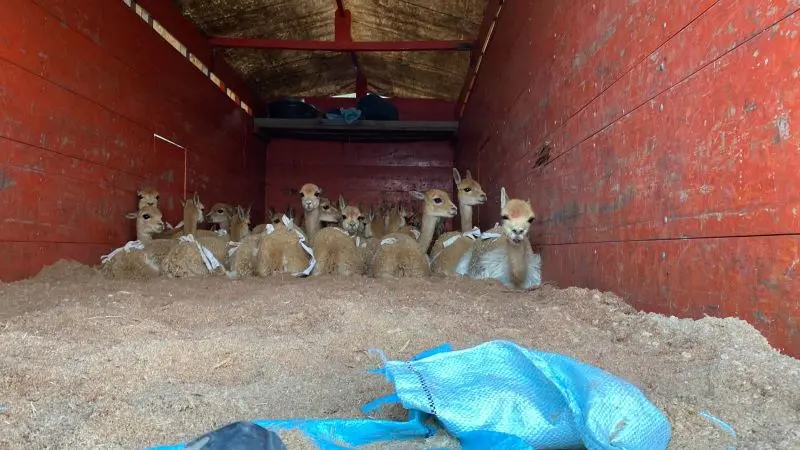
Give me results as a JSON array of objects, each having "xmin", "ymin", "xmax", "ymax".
[
  {"xmin": 267, "ymin": 99, "xmax": 318, "ymax": 119},
  {"xmin": 357, "ymin": 93, "xmax": 399, "ymax": 121}
]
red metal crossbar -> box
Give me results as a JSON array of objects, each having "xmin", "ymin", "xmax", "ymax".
[{"xmin": 206, "ymin": 37, "xmax": 475, "ymax": 52}]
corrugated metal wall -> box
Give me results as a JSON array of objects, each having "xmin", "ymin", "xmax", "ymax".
[
  {"xmin": 458, "ymin": 1, "xmax": 800, "ymax": 357},
  {"xmin": 0, "ymin": 0, "xmax": 265, "ymax": 281}
]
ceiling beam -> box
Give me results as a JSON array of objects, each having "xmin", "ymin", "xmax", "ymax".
[
  {"xmin": 456, "ymin": 0, "xmax": 504, "ymax": 119},
  {"xmin": 332, "ymin": 2, "xmax": 367, "ymax": 97},
  {"xmin": 206, "ymin": 38, "xmax": 475, "ymax": 52}
]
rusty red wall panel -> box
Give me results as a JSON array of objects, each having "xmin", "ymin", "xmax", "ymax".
[
  {"xmin": 264, "ymin": 139, "xmax": 455, "ymax": 228},
  {"xmin": 134, "ymin": 0, "xmax": 258, "ymax": 110},
  {"xmin": 0, "ymin": 0, "xmax": 264, "ymax": 281},
  {"xmin": 2, "ymin": 0, "xmax": 252, "ymax": 155},
  {"xmin": 0, "ymin": 243, "xmax": 116, "ymax": 283},
  {"xmin": 457, "ymin": 1, "xmax": 800, "ymax": 357},
  {"xmin": 544, "ymin": 237, "xmax": 800, "ymax": 356}
]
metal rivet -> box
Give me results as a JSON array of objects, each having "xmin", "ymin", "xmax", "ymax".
[{"xmin": 664, "ymin": 216, "xmax": 669, "ymax": 223}]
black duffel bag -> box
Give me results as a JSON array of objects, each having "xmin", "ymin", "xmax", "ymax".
[
  {"xmin": 357, "ymin": 93, "xmax": 399, "ymax": 121},
  {"xmin": 267, "ymin": 99, "xmax": 319, "ymax": 119}
]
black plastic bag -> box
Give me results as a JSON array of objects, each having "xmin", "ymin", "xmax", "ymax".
[{"xmin": 183, "ymin": 421, "xmax": 288, "ymax": 450}]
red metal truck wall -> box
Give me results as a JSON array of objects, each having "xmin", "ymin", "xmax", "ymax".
[
  {"xmin": 265, "ymin": 140, "xmax": 454, "ymax": 218},
  {"xmin": 457, "ymin": 1, "xmax": 800, "ymax": 357},
  {"xmin": 265, "ymin": 97, "xmax": 456, "ymax": 224},
  {"xmin": 0, "ymin": 0, "xmax": 265, "ymax": 281}
]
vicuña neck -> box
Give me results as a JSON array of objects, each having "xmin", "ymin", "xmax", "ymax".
[
  {"xmin": 418, "ymin": 213, "xmax": 440, "ymax": 254},
  {"xmin": 459, "ymin": 201, "xmax": 474, "ymax": 233},
  {"xmin": 231, "ymin": 222, "xmax": 248, "ymax": 242},
  {"xmin": 184, "ymin": 205, "xmax": 198, "ymax": 236},
  {"xmin": 303, "ymin": 207, "xmax": 321, "ymax": 242},
  {"xmin": 505, "ymin": 238, "xmax": 528, "ymax": 288},
  {"xmin": 138, "ymin": 230, "xmax": 153, "ymax": 243}
]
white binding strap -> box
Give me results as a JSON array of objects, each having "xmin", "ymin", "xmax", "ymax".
[
  {"xmin": 227, "ymin": 241, "xmax": 241, "ymax": 257},
  {"xmin": 100, "ymin": 240, "xmax": 144, "ymax": 264},
  {"xmin": 466, "ymin": 226, "xmax": 482, "ymax": 239},
  {"xmin": 289, "ymin": 227, "xmax": 316, "ymax": 277},
  {"xmin": 442, "ymin": 234, "xmax": 461, "ymax": 249},
  {"xmin": 179, "ymin": 234, "xmax": 221, "ymax": 272}
]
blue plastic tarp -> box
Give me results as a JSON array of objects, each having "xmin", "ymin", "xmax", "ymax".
[{"xmin": 147, "ymin": 340, "xmax": 671, "ymax": 450}]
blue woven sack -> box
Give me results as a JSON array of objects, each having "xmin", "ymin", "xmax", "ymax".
[{"xmin": 147, "ymin": 340, "xmax": 671, "ymax": 450}]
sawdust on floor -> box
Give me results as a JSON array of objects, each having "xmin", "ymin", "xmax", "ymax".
[{"xmin": 0, "ymin": 259, "xmax": 798, "ymax": 449}]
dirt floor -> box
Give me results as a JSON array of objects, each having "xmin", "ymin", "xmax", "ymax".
[{"xmin": 0, "ymin": 260, "xmax": 799, "ymax": 450}]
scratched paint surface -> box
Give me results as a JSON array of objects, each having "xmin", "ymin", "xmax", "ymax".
[
  {"xmin": 0, "ymin": 0, "xmax": 264, "ymax": 281},
  {"xmin": 458, "ymin": 1, "xmax": 800, "ymax": 357}
]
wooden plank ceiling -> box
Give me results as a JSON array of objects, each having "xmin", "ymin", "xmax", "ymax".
[{"xmin": 174, "ymin": 0, "xmax": 488, "ymax": 101}]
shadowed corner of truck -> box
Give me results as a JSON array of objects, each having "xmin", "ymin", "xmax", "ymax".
[{"xmin": 0, "ymin": 168, "xmax": 17, "ymax": 190}]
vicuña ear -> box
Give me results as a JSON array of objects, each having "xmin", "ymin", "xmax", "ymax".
[
  {"xmin": 500, "ymin": 187, "xmax": 509, "ymax": 209},
  {"xmin": 410, "ymin": 190, "xmax": 425, "ymax": 201},
  {"xmin": 465, "ymin": 169, "xmax": 473, "ymax": 180},
  {"xmin": 452, "ymin": 168, "xmax": 462, "ymax": 184}
]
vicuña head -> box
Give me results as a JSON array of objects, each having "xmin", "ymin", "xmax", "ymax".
[
  {"xmin": 453, "ymin": 168, "xmax": 487, "ymax": 206},
  {"xmin": 299, "ymin": 183, "xmax": 322, "ymax": 212},
  {"xmin": 499, "ymin": 187, "xmax": 535, "ymax": 245},
  {"xmin": 269, "ymin": 205, "xmax": 295, "ymax": 225},
  {"xmin": 137, "ymin": 186, "xmax": 160, "ymax": 209},
  {"xmin": 410, "ymin": 188, "xmax": 457, "ymax": 253},
  {"xmin": 206, "ymin": 202, "xmax": 234, "ymax": 228},
  {"xmin": 230, "ymin": 205, "xmax": 251, "ymax": 241},
  {"xmin": 338, "ymin": 195, "xmax": 365, "ymax": 236},
  {"xmin": 410, "ymin": 188, "xmax": 458, "ymax": 220},
  {"xmin": 386, "ymin": 203, "xmax": 410, "ymax": 233},
  {"xmin": 319, "ymin": 197, "xmax": 341, "ymax": 222},
  {"xmin": 181, "ymin": 192, "xmax": 205, "ymax": 225},
  {"xmin": 126, "ymin": 205, "xmax": 165, "ymax": 241}
]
